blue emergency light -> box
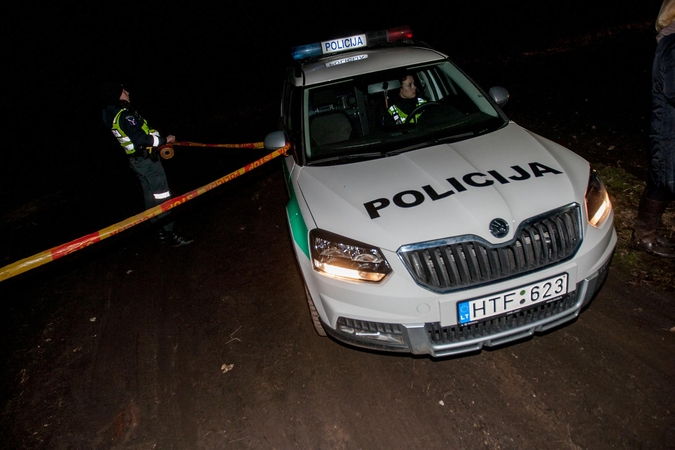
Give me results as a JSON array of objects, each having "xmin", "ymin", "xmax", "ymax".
[{"xmin": 291, "ymin": 26, "xmax": 413, "ymax": 61}]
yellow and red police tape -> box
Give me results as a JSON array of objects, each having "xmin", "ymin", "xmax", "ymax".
[{"xmin": 0, "ymin": 142, "xmax": 289, "ymax": 283}]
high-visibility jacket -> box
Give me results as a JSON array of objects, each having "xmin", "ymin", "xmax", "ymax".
[
  {"xmin": 388, "ymin": 97, "xmax": 427, "ymax": 124},
  {"xmin": 102, "ymin": 104, "xmax": 165, "ymax": 156}
]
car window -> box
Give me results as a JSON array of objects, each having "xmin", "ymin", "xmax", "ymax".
[{"xmin": 300, "ymin": 61, "xmax": 506, "ymax": 165}]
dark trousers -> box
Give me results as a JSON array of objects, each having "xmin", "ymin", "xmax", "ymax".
[
  {"xmin": 129, "ymin": 156, "xmax": 174, "ymax": 232},
  {"xmin": 644, "ymin": 177, "xmax": 675, "ymax": 202}
]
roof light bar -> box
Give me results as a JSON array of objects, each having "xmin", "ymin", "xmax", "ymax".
[
  {"xmin": 367, "ymin": 26, "xmax": 413, "ymax": 46},
  {"xmin": 291, "ymin": 26, "xmax": 413, "ymax": 61}
]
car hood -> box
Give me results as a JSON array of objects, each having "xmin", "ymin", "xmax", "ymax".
[{"xmin": 294, "ymin": 122, "xmax": 589, "ymax": 250}]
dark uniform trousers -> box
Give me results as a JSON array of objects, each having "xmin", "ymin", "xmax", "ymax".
[{"xmin": 129, "ymin": 156, "xmax": 174, "ymax": 233}]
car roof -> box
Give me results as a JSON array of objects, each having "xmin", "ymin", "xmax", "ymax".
[{"xmin": 289, "ymin": 45, "xmax": 448, "ymax": 87}]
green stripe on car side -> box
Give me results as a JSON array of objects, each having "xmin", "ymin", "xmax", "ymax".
[{"xmin": 284, "ymin": 163, "xmax": 310, "ymax": 259}]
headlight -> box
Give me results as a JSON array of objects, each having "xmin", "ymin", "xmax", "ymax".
[
  {"xmin": 310, "ymin": 229, "xmax": 392, "ymax": 282},
  {"xmin": 585, "ymin": 169, "xmax": 612, "ymax": 228}
]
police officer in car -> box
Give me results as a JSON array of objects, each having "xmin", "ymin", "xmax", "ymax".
[
  {"xmin": 384, "ymin": 74, "xmax": 428, "ymax": 125},
  {"xmin": 101, "ymin": 83, "xmax": 193, "ymax": 247}
]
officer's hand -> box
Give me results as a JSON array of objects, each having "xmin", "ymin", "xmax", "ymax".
[{"xmin": 166, "ymin": 135, "xmax": 176, "ymax": 144}]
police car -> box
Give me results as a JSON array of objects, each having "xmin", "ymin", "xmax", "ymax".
[{"xmin": 264, "ymin": 26, "xmax": 616, "ymax": 357}]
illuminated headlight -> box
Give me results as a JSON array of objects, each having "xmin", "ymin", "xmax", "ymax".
[
  {"xmin": 585, "ymin": 169, "xmax": 612, "ymax": 228},
  {"xmin": 310, "ymin": 229, "xmax": 392, "ymax": 282}
]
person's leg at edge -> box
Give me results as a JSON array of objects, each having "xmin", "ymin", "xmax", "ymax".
[{"xmin": 631, "ymin": 180, "xmax": 675, "ymax": 257}]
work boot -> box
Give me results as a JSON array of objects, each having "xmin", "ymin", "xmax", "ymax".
[
  {"xmin": 657, "ymin": 231, "xmax": 675, "ymax": 248},
  {"xmin": 630, "ymin": 196, "xmax": 675, "ymax": 258},
  {"xmin": 158, "ymin": 230, "xmax": 195, "ymax": 247},
  {"xmin": 170, "ymin": 232, "xmax": 194, "ymax": 247}
]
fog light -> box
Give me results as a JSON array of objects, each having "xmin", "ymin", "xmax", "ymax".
[{"xmin": 336, "ymin": 318, "xmax": 405, "ymax": 345}]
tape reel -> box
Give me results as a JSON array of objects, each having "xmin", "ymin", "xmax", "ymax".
[{"xmin": 160, "ymin": 145, "xmax": 175, "ymax": 160}]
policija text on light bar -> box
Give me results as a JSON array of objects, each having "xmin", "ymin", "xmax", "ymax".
[{"xmin": 291, "ymin": 26, "xmax": 413, "ymax": 61}]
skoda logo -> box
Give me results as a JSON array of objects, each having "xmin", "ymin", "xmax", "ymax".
[{"xmin": 489, "ymin": 218, "xmax": 509, "ymax": 238}]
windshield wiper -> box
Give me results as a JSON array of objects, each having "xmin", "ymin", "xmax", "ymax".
[
  {"xmin": 384, "ymin": 131, "xmax": 474, "ymax": 157},
  {"xmin": 384, "ymin": 142, "xmax": 432, "ymax": 157},
  {"xmin": 433, "ymin": 131, "xmax": 476, "ymax": 144},
  {"xmin": 308, "ymin": 152, "xmax": 385, "ymax": 166}
]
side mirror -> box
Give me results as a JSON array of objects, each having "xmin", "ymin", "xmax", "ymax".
[
  {"xmin": 488, "ymin": 86, "xmax": 509, "ymax": 107},
  {"xmin": 264, "ymin": 131, "xmax": 287, "ymax": 150}
]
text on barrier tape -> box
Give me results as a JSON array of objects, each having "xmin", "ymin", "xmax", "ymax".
[{"xmin": 0, "ymin": 144, "xmax": 289, "ymax": 282}]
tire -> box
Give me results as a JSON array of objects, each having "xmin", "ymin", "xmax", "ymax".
[{"xmin": 304, "ymin": 285, "xmax": 327, "ymax": 337}]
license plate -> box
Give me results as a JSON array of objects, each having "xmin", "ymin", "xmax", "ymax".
[{"xmin": 457, "ymin": 273, "xmax": 568, "ymax": 325}]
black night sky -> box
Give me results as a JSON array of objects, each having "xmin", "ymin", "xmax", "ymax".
[{"xmin": 3, "ymin": 1, "xmax": 658, "ymax": 142}]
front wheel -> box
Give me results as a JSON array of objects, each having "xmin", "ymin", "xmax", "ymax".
[{"xmin": 304, "ymin": 285, "xmax": 327, "ymax": 336}]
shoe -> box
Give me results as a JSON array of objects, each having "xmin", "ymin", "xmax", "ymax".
[
  {"xmin": 631, "ymin": 231, "xmax": 675, "ymax": 258},
  {"xmin": 158, "ymin": 230, "xmax": 194, "ymax": 247},
  {"xmin": 631, "ymin": 196, "xmax": 675, "ymax": 258},
  {"xmin": 170, "ymin": 232, "xmax": 194, "ymax": 247},
  {"xmin": 657, "ymin": 232, "xmax": 675, "ymax": 248}
]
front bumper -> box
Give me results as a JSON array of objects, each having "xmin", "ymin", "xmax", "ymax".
[{"xmin": 322, "ymin": 252, "xmax": 612, "ymax": 357}]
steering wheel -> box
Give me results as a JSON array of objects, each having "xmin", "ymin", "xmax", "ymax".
[{"xmin": 406, "ymin": 101, "xmax": 441, "ymax": 124}]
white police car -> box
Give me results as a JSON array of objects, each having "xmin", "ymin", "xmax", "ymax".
[{"xmin": 264, "ymin": 26, "xmax": 616, "ymax": 357}]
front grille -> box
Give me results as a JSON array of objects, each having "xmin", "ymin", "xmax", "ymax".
[
  {"xmin": 398, "ymin": 204, "xmax": 582, "ymax": 293},
  {"xmin": 426, "ymin": 292, "xmax": 578, "ymax": 345}
]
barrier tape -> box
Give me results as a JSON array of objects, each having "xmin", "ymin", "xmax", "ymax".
[
  {"xmin": 174, "ymin": 141, "xmax": 265, "ymax": 149},
  {"xmin": 159, "ymin": 141, "xmax": 265, "ymax": 159},
  {"xmin": 0, "ymin": 143, "xmax": 289, "ymax": 283}
]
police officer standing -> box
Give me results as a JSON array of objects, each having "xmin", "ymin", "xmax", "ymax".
[{"xmin": 101, "ymin": 83, "xmax": 193, "ymax": 247}]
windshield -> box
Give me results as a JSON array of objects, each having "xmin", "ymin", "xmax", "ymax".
[{"xmin": 302, "ymin": 61, "xmax": 507, "ymax": 165}]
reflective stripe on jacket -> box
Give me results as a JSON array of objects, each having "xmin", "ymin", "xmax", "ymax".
[
  {"xmin": 111, "ymin": 108, "xmax": 160, "ymax": 155},
  {"xmin": 388, "ymin": 97, "xmax": 427, "ymax": 124}
]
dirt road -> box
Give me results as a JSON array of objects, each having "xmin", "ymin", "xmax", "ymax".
[{"xmin": 1, "ymin": 163, "xmax": 674, "ymax": 449}]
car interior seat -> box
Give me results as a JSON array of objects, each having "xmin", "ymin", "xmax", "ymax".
[{"xmin": 309, "ymin": 111, "xmax": 353, "ymax": 146}]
